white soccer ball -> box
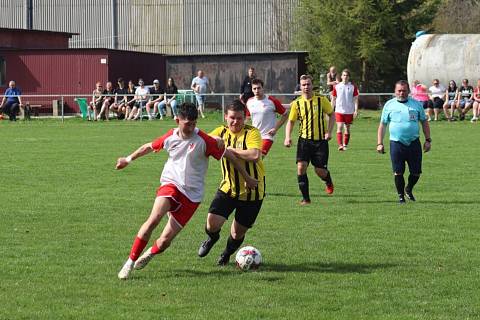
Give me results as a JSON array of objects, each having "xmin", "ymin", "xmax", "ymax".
[{"xmin": 235, "ymin": 246, "xmax": 262, "ymax": 271}]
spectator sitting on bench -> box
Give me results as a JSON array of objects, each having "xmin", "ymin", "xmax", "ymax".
[
  {"xmin": 97, "ymin": 81, "xmax": 115, "ymax": 121},
  {"xmin": 124, "ymin": 80, "xmax": 136, "ymax": 120},
  {"xmin": 158, "ymin": 77, "xmax": 179, "ymax": 120},
  {"xmin": 145, "ymin": 79, "xmax": 164, "ymax": 120},
  {"xmin": 127, "ymin": 78, "xmax": 149, "ymax": 120},
  {"xmin": 89, "ymin": 82, "xmax": 104, "ymax": 121},
  {"xmin": 0, "ymin": 80, "xmax": 23, "ymax": 121},
  {"xmin": 111, "ymin": 78, "xmax": 127, "ymax": 120}
]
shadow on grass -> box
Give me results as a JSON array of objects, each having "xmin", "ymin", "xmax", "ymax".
[{"xmin": 165, "ymin": 261, "xmax": 396, "ymax": 278}]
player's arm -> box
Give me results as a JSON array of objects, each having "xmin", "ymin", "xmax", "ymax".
[
  {"xmin": 420, "ymin": 120, "xmax": 431, "ymax": 153},
  {"xmin": 377, "ymin": 122, "xmax": 387, "ymax": 154},
  {"xmin": 116, "ymin": 142, "xmax": 154, "ymax": 170},
  {"xmin": 325, "ymin": 111, "xmax": 335, "ymax": 140},
  {"xmin": 0, "ymin": 95, "xmax": 5, "ymax": 108},
  {"xmin": 284, "ymin": 119, "xmax": 295, "ymax": 147},
  {"xmin": 227, "ymin": 147, "xmax": 261, "ymax": 163},
  {"xmin": 268, "ymin": 112, "xmax": 289, "ymax": 136},
  {"xmin": 223, "ymin": 149, "xmax": 258, "ymax": 189}
]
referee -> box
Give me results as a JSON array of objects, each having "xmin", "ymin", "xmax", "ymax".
[
  {"xmin": 377, "ymin": 80, "xmax": 432, "ymax": 203},
  {"xmin": 284, "ymin": 74, "xmax": 335, "ymax": 205}
]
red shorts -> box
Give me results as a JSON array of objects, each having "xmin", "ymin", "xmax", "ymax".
[
  {"xmin": 335, "ymin": 113, "xmax": 354, "ymax": 124},
  {"xmin": 156, "ymin": 184, "xmax": 200, "ymax": 227},
  {"xmin": 262, "ymin": 139, "xmax": 274, "ymax": 155}
]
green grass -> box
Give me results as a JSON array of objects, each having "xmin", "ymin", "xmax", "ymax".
[{"xmin": 1, "ymin": 111, "xmax": 479, "ymax": 319}]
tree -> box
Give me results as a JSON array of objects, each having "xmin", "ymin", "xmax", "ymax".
[
  {"xmin": 433, "ymin": 0, "xmax": 480, "ymax": 33},
  {"xmin": 292, "ymin": 0, "xmax": 440, "ymax": 92}
]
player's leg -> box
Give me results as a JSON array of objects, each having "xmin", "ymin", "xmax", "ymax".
[
  {"xmin": 296, "ymin": 138, "xmax": 311, "ymax": 204},
  {"xmin": 217, "ymin": 200, "xmax": 262, "ymax": 266},
  {"xmin": 390, "ymin": 141, "xmax": 407, "ymax": 203},
  {"xmin": 261, "ymin": 139, "xmax": 274, "ymax": 157},
  {"xmin": 198, "ymin": 191, "xmax": 235, "ymax": 257},
  {"xmin": 311, "ymin": 140, "xmax": 334, "ymax": 194},
  {"xmin": 157, "ymin": 101, "xmax": 165, "ymax": 119},
  {"xmin": 404, "ymin": 139, "xmax": 422, "ymax": 201},
  {"xmin": 170, "ymin": 100, "xmax": 178, "ymax": 120},
  {"xmin": 335, "ymin": 112, "xmax": 344, "ymax": 150},
  {"xmin": 443, "ymin": 101, "xmax": 451, "ymax": 120},
  {"xmin": 118, "ymin": 196, "xmax": 171, "ymax": 279}
]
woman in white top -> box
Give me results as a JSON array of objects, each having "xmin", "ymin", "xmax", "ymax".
[{"xmin": 428, "ymin": 79, "xmax": 446, "ymax": 121}]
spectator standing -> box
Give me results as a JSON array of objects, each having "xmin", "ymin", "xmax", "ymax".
[
  {"xmin": 0, "ymin": 80, "xmax": 22, "ymax": 121},
  {"xmin": 471, "ymin": 79, "xmax": 480, "ymax": 122},
  {"xmin": 331, "ymin": 69, "xmax": 359, "ymax": 151},
  {"xmin": 191, "ymin": 70, "xmax": 214, "ymax": 119},
  {"xmin": 443, "ymin": 80, "xmax": 458, "ymax": 121},
  {"xmin": 98, "ymin": 81, "xmax": 115, "ymax": 121},
  {"xmin": 326, "ymin": 66, "xmax": 339, "ymax": 99},
  {"xmin": 246, "ymin": 78, "xmax": 288, "ymax": 156},
  {"xmin": 284, "ymin": 74, "xmax": 335, "ymax": 205},
  {"xmin": 239, "ymin": 67, "xmax": 256, "ymax": 104},
  {"xmin": 88, "ymin": 82, "xmax": 103, "ymax": 121},
  {"xmin": 124, "ymin": 80, "xmax": 136, "ymax": 120},
  {"xmin": 145, "ymin": 79, "xmax": 164, "ymax": 120},
  {"xmin": 377, "ymin": 80, "xmax": 431, "ymax": 204},
  {"xmin": 456, "ymin": 79, "xmax": 474, "ymax": 121},
  {"xmin": 158, "ymin": 77, "xmax": 179, "ymax": 120},
  {"xmin": 428, "ymin": 79, "xmax": 446, "ymax": 121}
]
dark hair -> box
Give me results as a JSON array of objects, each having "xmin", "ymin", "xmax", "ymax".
[
  {"xmin": 177, "ymin": 102, "xmax": 198, "ymax": 121},
  {"xmin": 251, "ymin": 78, "xmax": 264, "ymax": 87},
  {"xmin": 225, "ymin": 99, "xmax": 246, "ymax": 114},
  {"xmin": 395, "ymin": 80, "xmax": 410, "ymax": 90},
  {"xmin": 117, "ymin": 77, "xmax": 124, "ymax": 83},
  {"xmin": 342, "ymin": 69, "xmax": 351, "ymax": 77},
  {"xmin": 448, "ymin": 80, "xmax": 457, "ymax": 92}
]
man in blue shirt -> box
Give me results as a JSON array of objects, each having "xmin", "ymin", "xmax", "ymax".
[
  {"xmin": 0, "ymin": 80, "xmax": 23, "ymax": 121},
  {"xmin": 377, "ymin": 80, "xmax": 432, "ymax": 203}
]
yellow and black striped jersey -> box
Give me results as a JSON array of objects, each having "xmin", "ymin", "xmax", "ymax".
[
  {"xmin": 210, "ymin": 124, "xmax": 266, "ymax": 201},
  {"xmin": 289, "ymin": 95, "xmax": 333, "ymax": 140}
]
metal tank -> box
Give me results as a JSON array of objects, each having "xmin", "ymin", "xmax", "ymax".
[{"xmin": 407, "ymin": 34, "xmax": 480, "ymax": 86}]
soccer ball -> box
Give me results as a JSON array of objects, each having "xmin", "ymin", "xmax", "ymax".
[{"xmin": 235, "ymin": 246, "xmax": 262, "ymax": 271}]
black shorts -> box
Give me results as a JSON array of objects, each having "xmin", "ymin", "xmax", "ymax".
[
  {"xmin": 208, "ymin": 190, "xmax": 263, "ymax": 229},
  {"xmin": 389, "ymin": 139, "xmax": 422, "ymax": 175},
  {"xmin": 432, "ymin": 97, "xmax": 444, "ymax": 109},
  {"xmin": 296, "ymin": 137, "xmax": 329, "ymax": 169},
  {"xmin": 422, "ymin": 100, "xmax": 433, "ymax": 109}
]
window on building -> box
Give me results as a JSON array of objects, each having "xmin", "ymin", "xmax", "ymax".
[{"xmin": 0, "ymin": 57, "xmax": 5, "ymax": 87}]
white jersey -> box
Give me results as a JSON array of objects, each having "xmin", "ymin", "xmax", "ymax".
[
  {"xmin": 429, "ymin": 85, "xmax": 446, "ymax": 99},
  {"xmin": 246, "ymin": 95, "xmax": 287, "ymax": 141},
  {"xmin": 151, "ymin": 128, "xmax": 224, "ymax": 202},
  {"xmin": 191, "ymin": 76, "xmax": 209, "ymax": 94},
  {"xmin": 332, "ymin": 82, "xmax": 359, "ymax": 114}
]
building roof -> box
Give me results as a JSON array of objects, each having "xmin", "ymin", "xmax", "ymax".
[{"xmin": 0, "ymin": 27, "xmax": 78, "ymax": 37}]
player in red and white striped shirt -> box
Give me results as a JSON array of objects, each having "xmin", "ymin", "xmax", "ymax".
[
  {"xmin": 331, "ymin": 69, "xmax": 359, "ymax": 151},
  {"xmin": 246, "ymin": 79, "xmax": 289, "ymax": 156},
  {"xmin": 116, "ymin": 103, "xmax": 258, "ymax": 280}
]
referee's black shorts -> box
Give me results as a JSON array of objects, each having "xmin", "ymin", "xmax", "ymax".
[
  {"xmin": 208, "ymin": 190, "xmax": 263, "ymax": 229},
  {"xmin": 389, "ymin": 139, "xmax": 422, "ymax": 175},
  {"xmin": 296, "ymin": 137, "xmax": 329, "ymax": 169}
]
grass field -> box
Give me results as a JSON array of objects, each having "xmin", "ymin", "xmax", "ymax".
[{"xmin": 1, "ymin": 111, "xmax": 479, "ymax": 319}]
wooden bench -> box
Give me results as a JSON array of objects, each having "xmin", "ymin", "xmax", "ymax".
[{"xmin": 20, "ymin": 103, "xmax": 43, "ymax": 119}]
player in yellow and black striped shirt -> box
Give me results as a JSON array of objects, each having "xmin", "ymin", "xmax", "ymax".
[
  {"xmin": 198, "ymin": 100, "xmax": 265, "ymax": 266},
  {"xmin": 285, "ymin": 74, "xmax": 335, "ymax": 205}
]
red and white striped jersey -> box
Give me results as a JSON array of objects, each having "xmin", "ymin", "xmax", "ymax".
[
  {"xmin": 151, "ymin": 128, "xmax": 224, "ymax": 202},
  {"xmin": 246, "ymin": 95, "xmax": 287, "ymax": 141},
  {"xmin": 332, "ymin": 82, "xmax": 359, "ymax": 114}
]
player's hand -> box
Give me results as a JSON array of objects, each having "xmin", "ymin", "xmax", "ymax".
[
  {"xmin": 214, "ymin": 137, "xmax": 225, "ymax": 150},
  {"xmin": 244, "ymin": 175, "xmax": 259, "ymax": 189},
  {"xmin": 116, "ymin": 157, "xmax": 129, "ymax": 170},
  {"xmin": 324, "ymin": 132, "xmax": 332, "ymax": 140},
  {"xmin": 423, "ymin": 141, "xmax": 431, "ymax": 153},
  {"xmin": 376, "ymin": 144, "xmax": 385, "ymax": 154},
  {"xmin": 266, "ymin": 128, "xmax": 277, "ymax": 136},
  {"xmin": 284, "ymin": 137, "xmax": 292, "ymax": 147}
]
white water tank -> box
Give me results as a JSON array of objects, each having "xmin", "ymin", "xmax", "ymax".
[{"xmin": 407, "ymin": 34, "xmax": 480, "ymax": 86}]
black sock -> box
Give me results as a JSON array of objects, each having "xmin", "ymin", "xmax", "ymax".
[
  {"xmin": 394, "ymin": 175, "xmax": 405, "ymax": 197},
  {"xmin": 322, "ymin": 171, "xmax": 333, "ymax": 186},
  {"xmin": 297, "ymin": 174, "xmax": 310, "ymax": 201},
  {"xmin": 406, "ymin": 174, "xmax": 420, "ymax": 192},
  {"xmin": 223, "ymin": 235, "xmax": 244, "ymax": 257},
  {"xmin": 205, "ymin": 225, "xmax": 220, "ymax": 242}
]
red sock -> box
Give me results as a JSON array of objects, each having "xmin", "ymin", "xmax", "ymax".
[
  {"xmin": 344, "ymin": 133, "xmax": 350, "ymax": 146},
  {"xmin": 336, "ymin": 132, "xmax": 343, "ymax": 146},
  {"xmin": 151, "ymin": 241, "xmax": 161, "ymax": 255},
  {"xmin": 129, "ymin": 236, "xmax": 148, "ymax": 261}
]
